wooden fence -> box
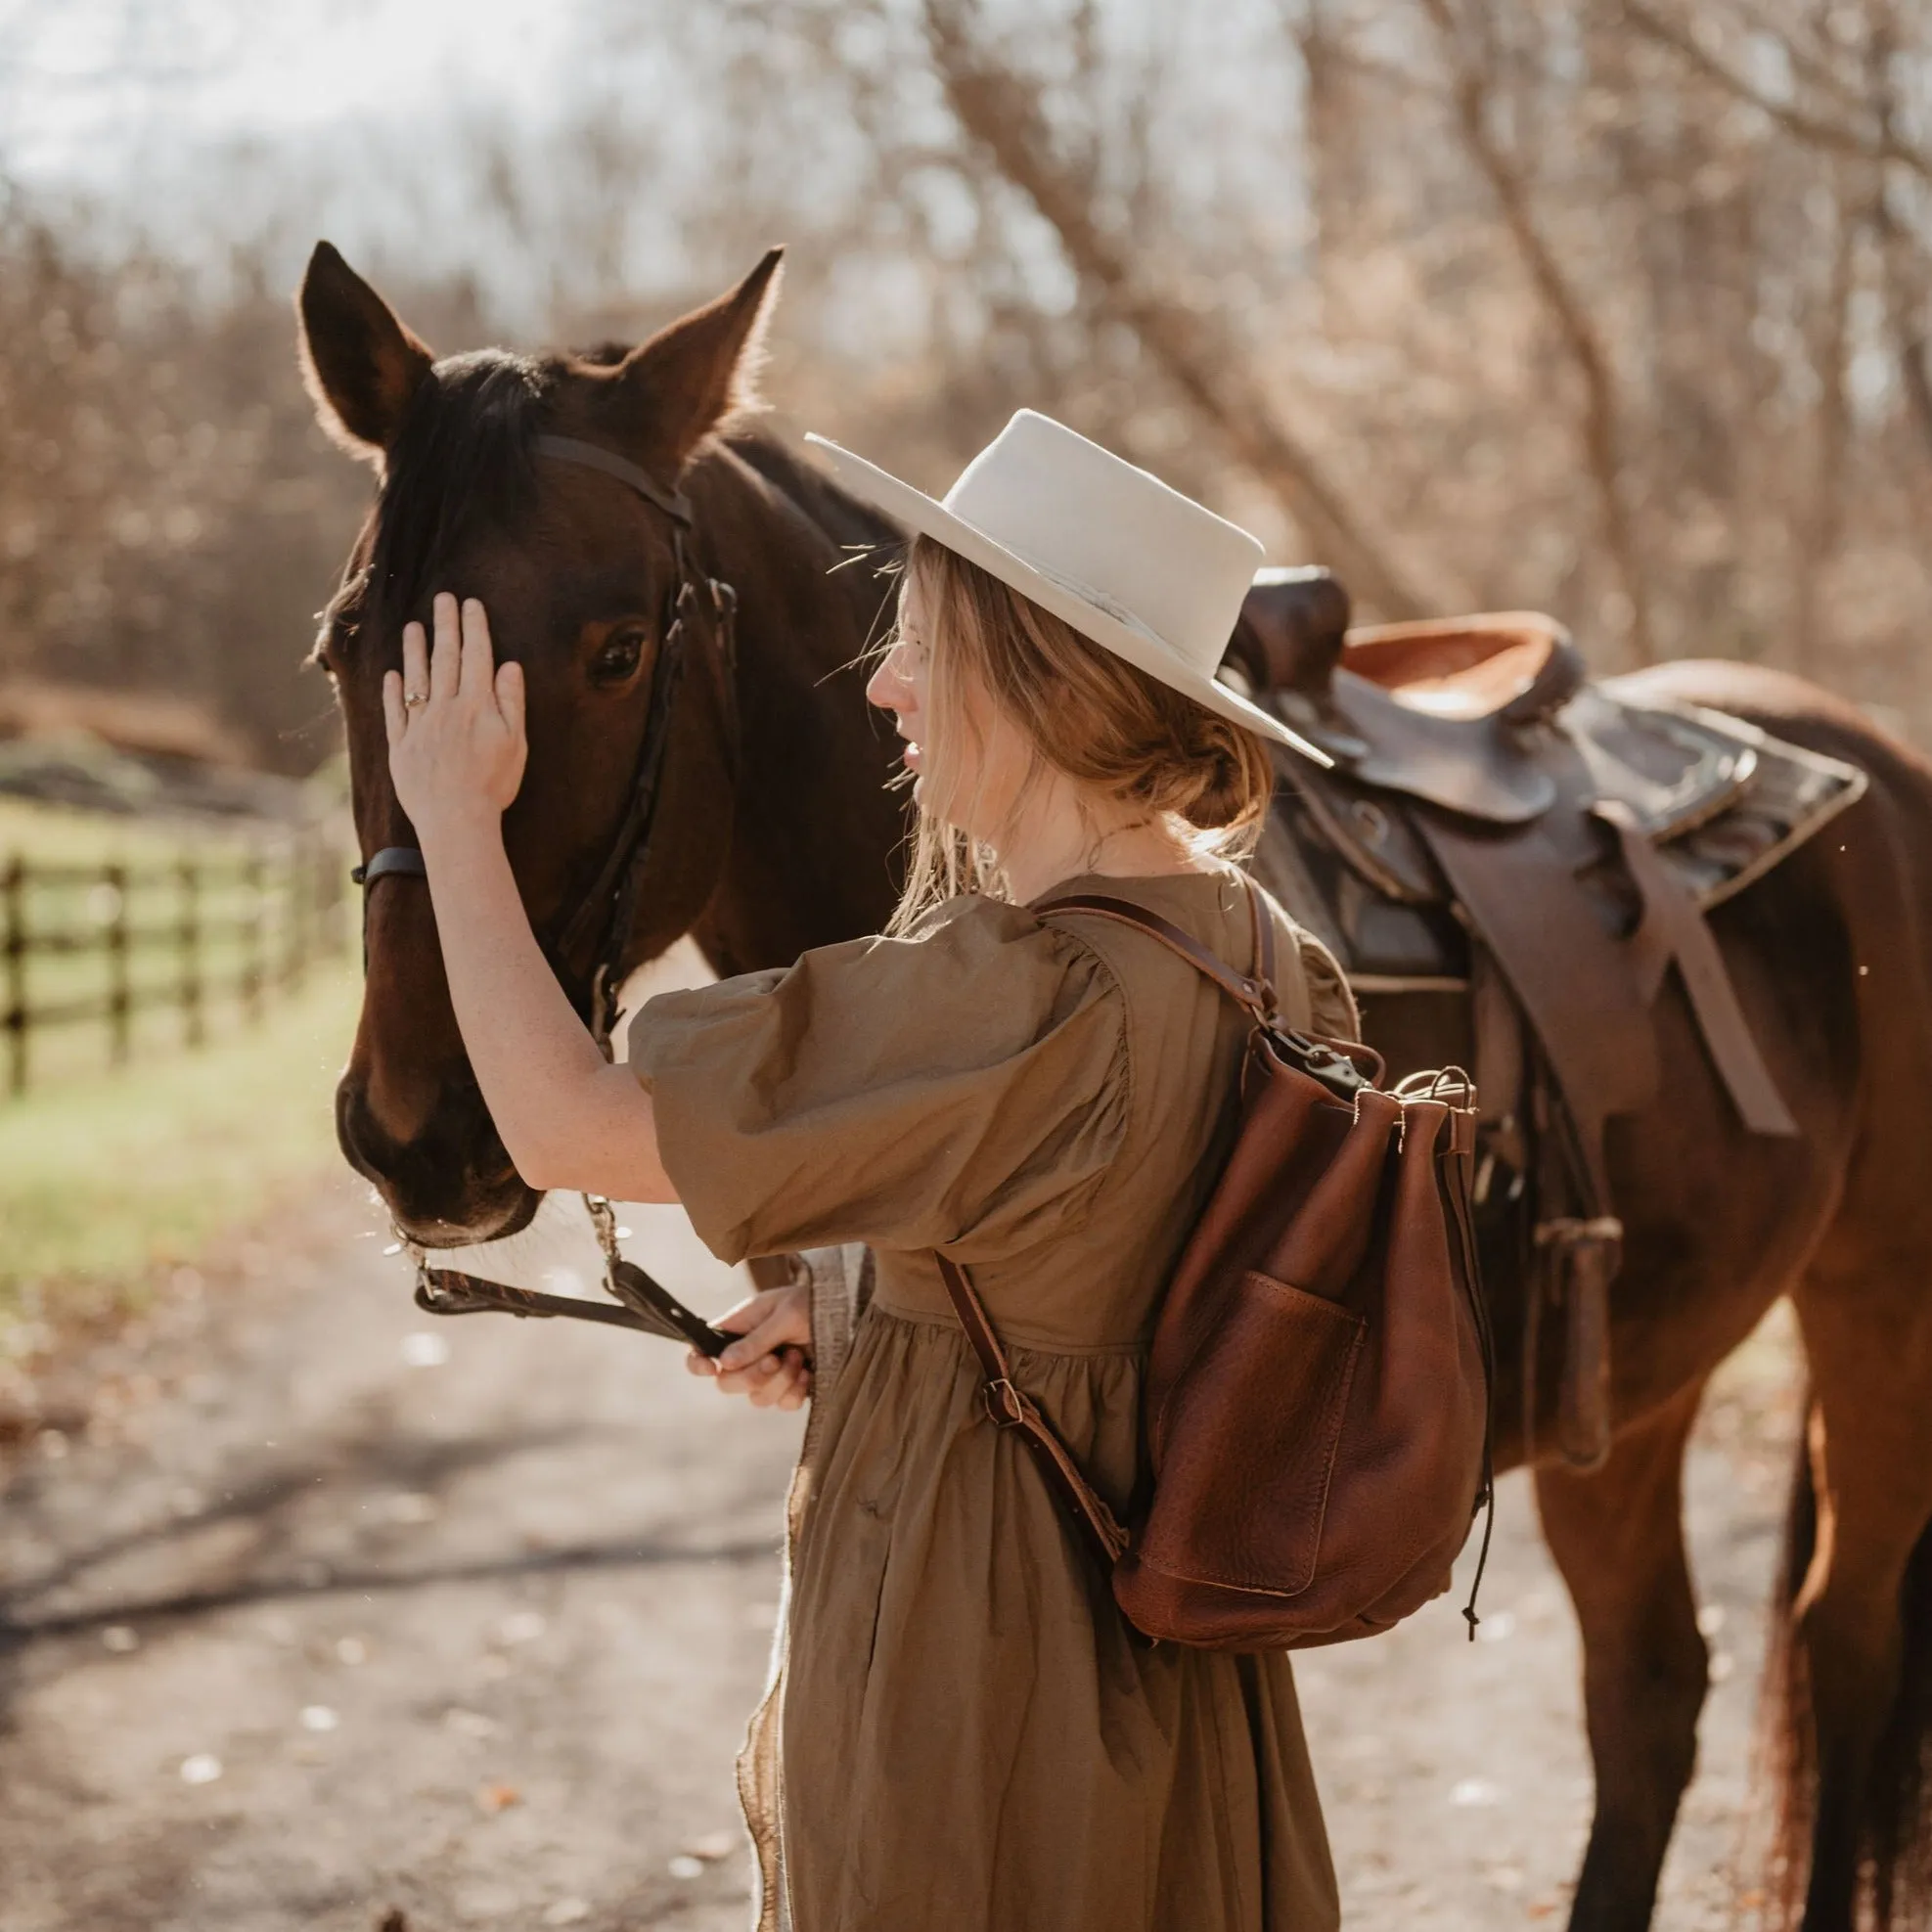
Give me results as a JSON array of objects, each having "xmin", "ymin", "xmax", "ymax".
[{"xmin": 1, "ymin": 830, "xmax": 348, "ymax": 1096}]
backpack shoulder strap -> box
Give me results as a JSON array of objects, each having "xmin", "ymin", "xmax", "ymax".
[
  {"xmin": 1036, "ymin": 877, "xmax": 1280, "ymax": 1025},
  {"xmin": 934, "ymin": 1252, "xmax": 1128, "ymax": 1568}
]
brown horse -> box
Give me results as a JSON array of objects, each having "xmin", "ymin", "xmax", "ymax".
[
  {"xmin": 298, "ymin": 246, "xmax": 1932, "ymax": 1931},
  {"xmin": 297, "ymin": 243, "xmax": 903, "ymax": 1242}
]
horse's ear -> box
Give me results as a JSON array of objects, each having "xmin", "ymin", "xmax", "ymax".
[
  {"xmin": 605, "ymin": 247, "xmax": 785, "ymax": 472},
  {"xmin": 296, "ymin": 242, "xmax": 435, "ymax": 463}
]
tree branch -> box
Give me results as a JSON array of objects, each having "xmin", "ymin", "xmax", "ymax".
[
  {"xmin": 1619, "ymin": 0, "xmax": 1932, "ymax": 184},
  {"xmin": 1421, "ymin": 0, "xmax": 1656, "ymax": 663},
  {"xmin": 921, "ymin": 0, "xmax": 1432, "ymax": 618},
  {"xmin": 1867, "ymin": 10, "xmax": 1932, "ymax": 464}
]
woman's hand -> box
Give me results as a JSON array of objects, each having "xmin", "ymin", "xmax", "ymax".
[
  {"xmin": 383, "ymin": 592, "xmax": 526, "ymax": 843},
  {"xmin": 688, "ymin": 1282, "xmax": 814, "ymax": 1411}
]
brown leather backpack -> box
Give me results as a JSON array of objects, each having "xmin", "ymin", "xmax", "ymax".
[{"xmin": 937, "ymin": 881, "xmax": 1495, "ymax": 1651}]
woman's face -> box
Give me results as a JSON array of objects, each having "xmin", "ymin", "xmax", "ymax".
[{"xmin": 867, "ymin": 568, "xmax": 1034, "ymax": 846}]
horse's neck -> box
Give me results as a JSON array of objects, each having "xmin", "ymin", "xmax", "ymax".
[{"xmin": 685, "ymin": 441, "xmax": 906, "ymax": 978}]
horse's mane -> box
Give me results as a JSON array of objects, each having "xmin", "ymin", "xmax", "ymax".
[
  {"xmin": 723, "ymin": 428, "xmax": 904, "ymax": 557},
  {"xmin": 368, "ymin": 350, "xmax": 547, "ymax": 615}
]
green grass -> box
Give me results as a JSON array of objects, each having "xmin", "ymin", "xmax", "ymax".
[
  {"xmin": 0, "ymin": 795, "xmax": 360, "ymax": 1338},
  {"xmin": 0, "ymin": 958, "xmax": 361, "ymax": 1325},
  {"xmin": 2, "ymin": 793, "xmax": 351, "ymax": 1087}
]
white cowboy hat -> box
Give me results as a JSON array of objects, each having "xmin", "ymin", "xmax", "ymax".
[{"xmin": 803, "ymin": 410, "xmax": 1328, "ymax": 765}]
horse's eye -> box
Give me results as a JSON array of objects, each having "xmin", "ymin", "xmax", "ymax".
[{"xmin": 589, "ymin": 626, "xmax": 649, "ymax": 688}]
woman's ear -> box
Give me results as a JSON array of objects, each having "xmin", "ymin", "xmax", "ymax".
[{"xmin": 296, "ymin": 242, "xmax": 435, "ymax": 464}]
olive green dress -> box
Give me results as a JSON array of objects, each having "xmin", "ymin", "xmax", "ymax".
[{"xmin": 628, "ymin": 869, "xmax": 1357, "ymax": 1932}]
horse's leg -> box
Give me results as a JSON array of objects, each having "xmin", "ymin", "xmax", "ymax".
[
  {"xmin": 1535, "ymin": 1378, "xmax": 1710, "ymax": 1932},
  {"xmin": 1779, "ymin": 1259, "xmax": 1932, "ymax": 1932}
]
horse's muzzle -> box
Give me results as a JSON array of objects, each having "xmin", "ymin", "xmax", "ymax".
[{"xmin": 334, "ymin": 1075, "xmax": 541, "ymax": 1248}]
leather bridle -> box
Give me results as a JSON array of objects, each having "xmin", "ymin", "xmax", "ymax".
[{"xmin": 349, "ymin": 431, "xmax": 741, "ymax": 1351}]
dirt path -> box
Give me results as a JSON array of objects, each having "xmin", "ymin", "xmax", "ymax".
[{"xmin": 0, "ymin": 1178, "xmax": 1802, "ymax": 1932}]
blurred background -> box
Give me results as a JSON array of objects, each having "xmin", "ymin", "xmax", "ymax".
[
  {"xmin": 0, "ymin": 3, "xmax": 1922, "ymax": 1926},
  {"xmin": 4, "ymin": 0, "xmax": 1928, "ymax": 768}
]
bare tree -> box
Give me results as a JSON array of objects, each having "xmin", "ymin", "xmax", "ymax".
[{"xmin": 920, "ymin": 0, "xmax": 1433, "ymax": 617}]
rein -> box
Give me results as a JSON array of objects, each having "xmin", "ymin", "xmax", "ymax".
[{"xmin": 351, "ymin": 431, "xmax": 739, "ymax": 1352}]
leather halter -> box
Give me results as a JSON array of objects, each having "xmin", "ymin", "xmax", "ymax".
[
  {"xmin": 350, "ymin": 431, "xmax": 738, "ymax": 1050},
  {"xmin": 350, "ymin": 432, "xmax": 740, "ymax": 1351}
]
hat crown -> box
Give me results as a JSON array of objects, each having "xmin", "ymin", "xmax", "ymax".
[{"xmin": 939, "ymin": 412, "xmax": 1262, "ymax": 675}]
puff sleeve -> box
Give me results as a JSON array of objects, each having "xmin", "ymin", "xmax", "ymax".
[
  {"xmin": 626, "ymin": 897, "xmax": 1129, "ymax": 1265},
  {"xmin": 1294, "ymin": 924, "xmax": 1360, "ymax": 1043}
]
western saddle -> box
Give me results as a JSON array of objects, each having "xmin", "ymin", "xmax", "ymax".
[{"xmin": 1229, "ymin": 568, "xmax": 1862, "ymax": 1467}]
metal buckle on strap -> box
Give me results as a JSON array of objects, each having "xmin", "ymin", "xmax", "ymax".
[{"xmin": 982, "ymin": 1377, "xmax": 1026, "ymax": 1428}]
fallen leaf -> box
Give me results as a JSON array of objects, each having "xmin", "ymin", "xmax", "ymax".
[{"xmin": 475, "ymin": 1780, "xmax": 520, "ymax": 1815}]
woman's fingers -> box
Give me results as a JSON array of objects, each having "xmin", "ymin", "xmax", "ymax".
[
  {"xmin": 495, "ymin": 655, "xmax": 524, "ymax": 743},
  {"xmin": 700, "ymin": 1339, "xmax": 813, "ymax": 1408},
  {"xmin": 459, "ymin": 597, "xmax": 494, "ymax": 705},
  {"xmin": 718, "ymin": 1316, "xmax": 801, "ymax": 1372},
  {"xmin": 712, "ymin": 1350, "xmax": 783, "ymax": 1396},
  {"xmin": 401, "ymin": 621, "xmax": 429, "ymax": 709},
  {"xmin": 382, "ymin": 668, "xmax": 406, "ymax": 746},
  {"xmin": 689, "ymin": 1286, "xmax": 814, "ymax": 1405},
  {"xmin": 430, "ymin": 591, "xmax": 462, "ymax": 700},
  {"xmin": 741, "ymin": 1350, "xmax": 812, "ymax": 1409},
  {"xmin": 715, "ymin": 1287, "xmax": 811, "ymax": 1371}
]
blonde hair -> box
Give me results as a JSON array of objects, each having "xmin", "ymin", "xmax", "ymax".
[{"xmin": 889, "ymin": 534, "xmax": 1274, "ymax": 932}]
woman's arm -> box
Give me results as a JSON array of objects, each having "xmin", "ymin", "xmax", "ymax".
[{"xmin": 384, "ymin": 594, "xmax": 676, "ymax": 1203}]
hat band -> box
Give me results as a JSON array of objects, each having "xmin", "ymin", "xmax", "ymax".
[{"xmin": 960, "ymin": 530, "xmax": 1189, "ymax": 668}]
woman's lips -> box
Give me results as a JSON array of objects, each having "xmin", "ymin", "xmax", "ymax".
[{"xmin": 902, "ymin": 741, "xmax": 922, "ymax": 772}]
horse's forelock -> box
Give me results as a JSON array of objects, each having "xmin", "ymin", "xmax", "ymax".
[{"xmin": 366, "ymin": 349, "xmax": 552, "ymax": 619}]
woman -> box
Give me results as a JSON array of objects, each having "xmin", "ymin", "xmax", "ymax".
[{"xmin": 384, "ymin": 410, "xmax": 1356, "ymax": 1930}]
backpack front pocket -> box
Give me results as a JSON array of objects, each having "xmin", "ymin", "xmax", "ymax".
[{"xmin": 1136, "ymin": 1270, "xmax": 1365, "ymax": 1596}]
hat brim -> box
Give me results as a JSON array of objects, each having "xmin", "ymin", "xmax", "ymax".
[{"xmin": 804, "ymin": 433, "xmax": 1330, "ymax": 768}]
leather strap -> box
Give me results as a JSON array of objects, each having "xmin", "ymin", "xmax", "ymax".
[
  {"xmin": 936, "ymin": 880, "xmax": 1287, "ymax": 1574},
  {"xmin": 348, "ymin": 845, "xmax": 428, "ymax": 969},
  {"xmin": 416, "ymin": 1260, "xmax": 729, "ymax": 1353},
  {"xmin": 1036, "ymin": 882, "xmax": 1279, "ymax": 1024},
  {"xmin": 1595, "ymin": 800, "xmax": 1798, "ymax": 1137},
  {"xmin": 1419, "ymin": 809, "xmax": 1659, "ymax": 1210},
  {"xmin": 533, "ymin": 434, "xmax": 694, "ymax": 526},
  {"xmin": 934, "ymin": 1252, "xmax": 1128, "ymax": 1568},
  {"xmin": 351, "ymin": 846, "xmax": 428, "ymax": 889}
]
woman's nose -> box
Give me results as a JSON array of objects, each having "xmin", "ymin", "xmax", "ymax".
[{"xmin": 866, "ymin": 642, "xmax": 916, "ymax": 713}]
